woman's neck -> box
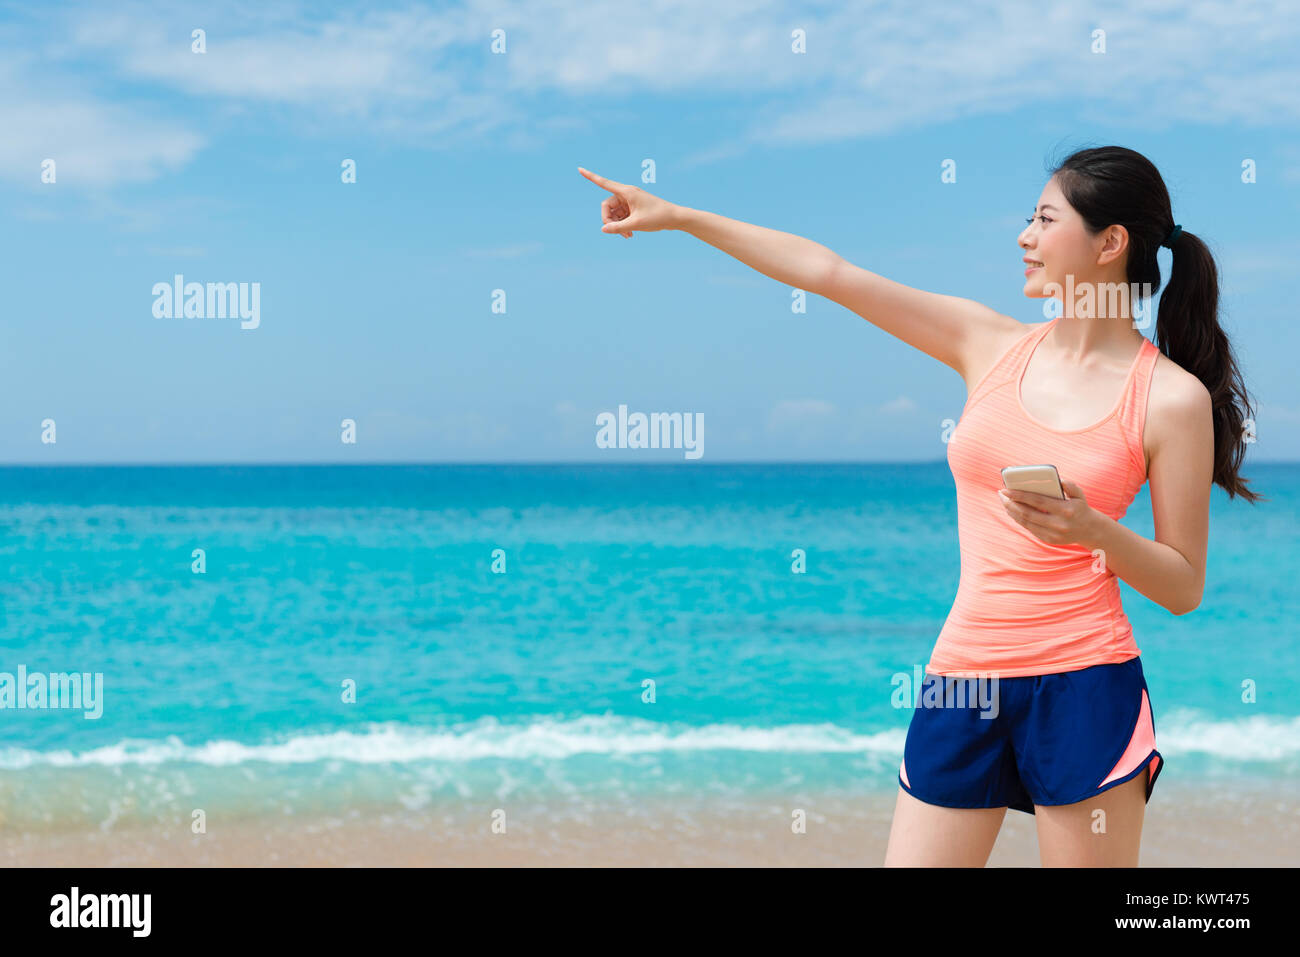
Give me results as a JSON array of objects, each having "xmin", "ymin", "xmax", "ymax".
[{"xmin": 1047, "ymin": 312, "xmax": 1146, "ymax": 361}]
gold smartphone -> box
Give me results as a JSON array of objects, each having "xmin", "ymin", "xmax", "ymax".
[{"xmin": 1000, "ymin": 464, "xmax": 1065, "ymax": 500}]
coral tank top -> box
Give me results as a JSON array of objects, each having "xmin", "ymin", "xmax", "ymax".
[{"xmin": 928, "ymin": 317, "xmax": 1160, "ymax": 678}]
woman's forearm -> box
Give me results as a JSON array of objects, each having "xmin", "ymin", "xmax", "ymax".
[
  {"xmin": 1084, "ymin": 513, "xmax": 1202, "ymax": 615},
  {"xmin": 674, "ymin": 205, "xmax": 841, "ymax": 295}
]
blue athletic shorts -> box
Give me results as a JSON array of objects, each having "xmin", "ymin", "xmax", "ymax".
[{"xmin": 898, "ymin": 656, "xmax": 1163, "ymax": 815}]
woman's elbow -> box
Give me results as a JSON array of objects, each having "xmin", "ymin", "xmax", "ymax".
[{"xmin": 1168, "ymin": 565, "xmax": 1206, "ymax": 616}]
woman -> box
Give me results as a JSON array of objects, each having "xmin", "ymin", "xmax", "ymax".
[{"xmin": 578, "ymin": 145, "xmax": 1260, "ymax": 866}]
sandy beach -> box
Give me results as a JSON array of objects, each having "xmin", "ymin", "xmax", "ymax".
[{"xmin": 3, "ymin": 778, "xmax": 1295, "ymax": 867}]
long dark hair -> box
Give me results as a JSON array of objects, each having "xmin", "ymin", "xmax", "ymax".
[{"xmin": 1048, "ymin": 145, "xmax": 1262, "ymax": 503}]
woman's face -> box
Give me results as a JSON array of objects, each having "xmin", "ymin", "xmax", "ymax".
[{"xmin": 1017, "ymin": 176, "xmax": 1103, "ymax": 300}]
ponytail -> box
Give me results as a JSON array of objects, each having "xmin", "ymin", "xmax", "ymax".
[{"xmin": 1156, "ymin": 229, "xmax": 1262, "ymax": 502}]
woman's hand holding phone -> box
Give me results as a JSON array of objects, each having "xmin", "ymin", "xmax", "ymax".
[{"xmin": 999, "ymin": 468, "xmax": 1103, "ymax": 549}]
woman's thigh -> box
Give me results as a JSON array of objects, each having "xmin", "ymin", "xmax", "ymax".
[
  {"xmin": 884, "ymin": 786, "xmax": 1007, "ymax": 867},
  {"xmin": 1034, "ymin": 770, "xmax": 1148, "ymax": 867}
]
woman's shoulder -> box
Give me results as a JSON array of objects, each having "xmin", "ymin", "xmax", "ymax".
[
  {"xmin": 959, "ymin": 315, "xmax": 1039, "ymax": 394},
  {"xmin": 1148, "ymin": 349, "xmax": 1212, "ymax": 413},
  {"xmin": 1144, "ymin": 348, "xmax": 1214, "ymax": 459}
]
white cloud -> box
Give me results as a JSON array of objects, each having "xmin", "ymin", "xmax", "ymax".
[
  {"xmin": 5, "ymin": 0, "xmax": 1299, "ymax": 186},
  {"xmin": 57, "ymin": 1, "xmax": 1300, "ymax": 135},
  {"xmin": 68, "ymin": 8, "xmax": 465, "ymax": 110},
  {"xmin": 880, "ymin": 395, "xmax": 917, "ymax": 415},
  {"xmin": 768, "ymin": 398, "xmax": 836, "ymax": 430},
  {"xmin": 0, "ymin": 63, "xmax": 203, "ymax": 186}
]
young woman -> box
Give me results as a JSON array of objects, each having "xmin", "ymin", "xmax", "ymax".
[{"xmin": 578, "ymin": 145, "xmax": 1260, "ymax": 866}]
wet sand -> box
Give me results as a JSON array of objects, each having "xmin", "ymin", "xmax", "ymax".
[{"xmin": 2, "ymin": 779, "xmax": 1295, "ymax": 867}]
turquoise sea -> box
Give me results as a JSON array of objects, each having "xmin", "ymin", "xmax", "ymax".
[{"xmin": 0, "ymin": 464, "xmax": 1296, "ymax": 830}]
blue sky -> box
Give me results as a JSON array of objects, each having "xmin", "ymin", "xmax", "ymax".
[{"xmin": 1, "ymin": 0, "xmax": 1297, "ymax": 463}]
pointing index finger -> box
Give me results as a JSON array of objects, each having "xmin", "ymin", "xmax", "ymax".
[{"xmin": 578, "ymin": 166, "xmax": 622, "ymax": 193}]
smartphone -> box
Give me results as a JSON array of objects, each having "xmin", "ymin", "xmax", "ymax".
[{"xmin": 1001, "ymin": 464, "xmax": 1065, "ymax": 500}]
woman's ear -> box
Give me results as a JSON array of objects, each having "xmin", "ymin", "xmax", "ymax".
[{"xmin": 1096, "ymin": 224, "xmax": 1129, "ymax": 267}]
